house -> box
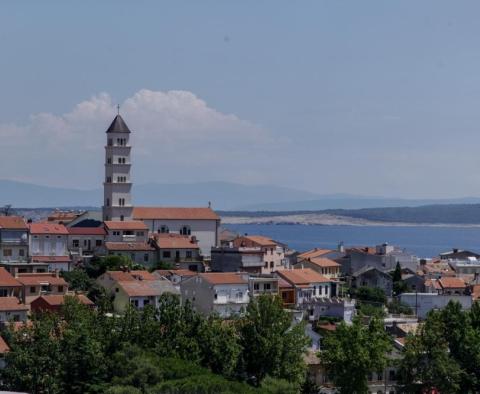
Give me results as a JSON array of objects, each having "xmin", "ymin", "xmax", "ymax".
[
  {"xmin": 439, "ymin": 248, "xmax": 480, "ymax": 261},
  {"xmin": 96, "ymin": 270, "xmax": 178, "ymax": 313},
  {"xmin": 0, "ymin": 267, "xmax": 22, "ymax": 298},
  {"xmin": 133, "ymin": 207, "xmax": 220, "ymax": 258},
  {"xmin": 67, "ymin": 227, "xmax": 106, "ymax": 259},
  {"xmin": 448, "ymin": 257, "xmax": 480, "ymax": 275},
  {"xmin": 218, "ymin": 228, "xmax": 237, "ymax": 247},
  {"xmin": 29, "ymin": 222, "xmax": 71, "ymax": 272},
  {"xmin": 437, "ymin": 277, "xmax": 467, "ymax": 295},
  {"xmin": 294, "ymin": 257, "xmax": 341, "ymax": 279},
  {"xmin": 233, "ymin": 235, "xmax": 286, "ymax": 274},
  {"xmin": 180, "ymin": 272, "xmax": 249, "ymax": 317},
  {"xmin": 305, "ymin": 298, "xmax": 356, "ymax": 323},
  {"xmin": 0, "ymin": 216, "xmax": 29, "ymax": 272},
  {"xmin": 16, "ymin": 272, "xmax": 68, "ymax": 304},
  {"xmin": 401, "ymin": 271, "xmax": 426, "ymax": 293},
  {"xmin": 104, "ymin": 220, "xmax": 149, "ymax": 243},
  {"xmin": 275, "ymin": 268, "xmax": 333, "ymax": 306},
  {"xmin": 420, "ymin": 258, "xmax": 456, "ymax": 279},
  {"xmin": 400, "ymin": 292, "xmax": 472, "ymax": 319},
  {"xmin": 31, "ymin": 294, "xmax": 94, "ymax": 313},
  {"xmin": 210, "ymin": 246, "xmax": 264, "ymax": 274},
  {"xmin": 248, "ymin": 274, "xmax": 279, "ymax": 297},
  {"xmin": 151, "ymin": 233, "xmax": 204, "ymax": 272},
  {"xmin": 350, "ymin": 266, "xmax": 393, "ymax": 296},
  {"xmin": 47, "ymin": 210, "xmax": 83, "ymax": 225},
  {"xmin": 278, "ymin": 278, "xmax": 295, "ymax": 307},
  {"xmin": 0, "ymin": 297, "xmax": 29, "ymax": 323},
  {"xmin": 153, "ymin": 269, "xmax": 197, "ymax": 289},
  {"xmin": 347, "ymin": 243, "xmax": 419, "ymax": 275},
  {"xmin": 105, "ymin": 241, "xmax": 156, "ymax": 266}
]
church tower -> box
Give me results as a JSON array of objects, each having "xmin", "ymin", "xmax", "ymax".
[{"xmin": 102, "ymin": 113, "xmax": 133, "ymax": 221}]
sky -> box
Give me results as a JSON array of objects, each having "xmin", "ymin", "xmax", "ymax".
[{"xmin": 1, "ymin": 1, "xmax": 480, "ymax": 198}]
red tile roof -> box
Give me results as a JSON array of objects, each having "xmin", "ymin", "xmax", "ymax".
[
  {"xmin": 276, "ymin": 268, "xmax": 331, "ymax": 285},
  {"xmin": 151, "ymin": 233, "xmax": 199, "ymax": 249},
  {"xmin": 105, "ymin": 270, "xmax": 157, "ymax": 282},
  {"xmin": 439, "ymin": 277, "xmax": 466, "ymax": 289},
  {"xmin": 16, "ymin": 273, "xmax": 67, "ymax": 286},
  {"xmin": 306, "ymin": 258, "xmax": 340, "ymax": 268},
  {"xmin": 34, "ymin": 294, "xmax": 94, "ymax": 306},
  {"xmin": 199, "ymin": 272, "xmax": 248, "ymax": 285},
  {"xmin": 133, "ymin": 207, "xmax": 220, "ymax": 220},
  {"xmin": 0, "ymin": 216, "xmax": 28, "ymax": 230},
  {"xmin": 234, "ymin": 235, "xmax": 277, "ymax": 247},
  {"xmin": 105, "ymin": 242, "xmax": 155, "ymax": 251},
  {"xmin": 0, "ymin": 297, "xmax": 28, "ymax": 311},
  {"xmin": 0, "ymin": 268, "xmax": 22, "ymax": 287},
  {"xmin": 67, "ymin": 227, "xmax": 106, "ymax": 235},
  {"xmin": 118, "ymin": 280, "xmax": 174, "ymax": 297},
  {"xmin": 154, "ymin": 269, "xmax": 197, "ymax": 278},
  {"xmin": 297, "ymin": 248, "xmax": 334, "ymax": 260},
  {"xmin": 104, "ymin": 221, "xmax": 148, "ymax": 230},
  {"xmin": 29, "ymin": 222, "xmax": 69, "ymax": 235},
  {"xmin": 0, "ymin": 336, "xmax": 10, "ymax": 353}
]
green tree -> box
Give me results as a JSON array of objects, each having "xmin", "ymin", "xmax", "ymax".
[
  {"xmin": 320, "ymin": 318, "xmax": 391, "ymax": 394},
  {"xmin": 61, "ymin": 268, "xmax": 94, "ymax": 292},
  {"xmin": 240, "ymin": 294, "xmax": 310, "ymax": 386},
  {"xmin": 392, "ymin": 262, "xmax": 402, "ymax": 283},
  {"xmin": 85, "ymin": 255, "xmax": 135, "ymax": 278},
  {"xmin": 398, "ymin": 310, "xmax": 462, "ymax": 393}
]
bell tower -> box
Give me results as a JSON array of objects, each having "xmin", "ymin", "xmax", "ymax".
[{"xmin": 102, "ymin": 111, "xmax": 133, "ymax": 221}]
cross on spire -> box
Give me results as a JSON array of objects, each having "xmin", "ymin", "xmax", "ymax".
[{"xmin": 117, "ymin": 104, "xmax": 120, "ymax": 115}]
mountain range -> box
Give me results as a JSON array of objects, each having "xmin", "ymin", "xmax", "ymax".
[{"xmin": 1, "ymin": 179, "xmax": 480, "ymax": 211}]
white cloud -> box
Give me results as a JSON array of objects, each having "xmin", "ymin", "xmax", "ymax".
[{"xmin": 0, "ymin": 89, "xmax": 284, "ymax": 188}]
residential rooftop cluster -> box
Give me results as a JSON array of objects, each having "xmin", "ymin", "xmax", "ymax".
[{"xmin": 0, "ymin": 114, "xmax": 477, "ymax": 393}]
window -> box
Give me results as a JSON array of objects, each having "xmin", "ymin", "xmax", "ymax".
[
  {"xmin": 253, "ymin": 283, "xmax": 259, "ymax": 290},
  {"xmin": 180, "ymin": 226, "xmax": 191, "ymax": 236},
  {"xmin": 264, "ymin": 283, "xmax": 271, "ymax": 290},
  {"xmin": 270, "ymin": 261, "xmax": 274, "ymax": 268},
  {"xmin": 118, "ymin": 198, "xmax": 125, "ymax": 206},
  {"xmin": 106, "ymin": 176, "xmax": 112, "ymax": 183},
  {"xmin": 159, "ymin": 225, "xmax": 169, "ymax": 233},
  {"xmin": 264, "ymin": 261, "xmax": 268, "ymax": 268},
  {"xmin": 95, "ymin": 239, "xmax": 102, "ymax": 247},
  {"xmin": 120, "ymin": 215, "xmax": 124, "ymax": 221},
  {"xmin": 58, "ymin": 286, "xmax": 64, "ymax": 292},
  {"xmin": 186, "ymin": 250, "xmax": 192, "ymax": 259},
  {"xmin": 144, "ymin": 299, "xmax": 150, "ymax": 305},
  {"xmin": 19, "ymin": 249, "xmax": 25, "ymax": 257},
  {"xmin": 136, "ymin": 231, "xmax": 144, "ymax": 237},
  {"xmin": 72, "ymin": 240, "xmax": 79, "ymax": 248},
  {"xmin": 107, "ymin": 157, "xmax": 112, "ymax": 164},
  {"xmin": 115, "ymin": 287, "xmax": 119, "ymax": 293},
  {"xmin": 0, "ymin": 289, "xmax": 8, "ymax": 297},
  {"xmin": 163, "ymin": 251, "xmax": 171, "ymax": 258},
  {"xmin": 30, "ymin": 286, "xmax": 36, "ymax": 293},
  {"xmin": 188, "ymin": 264, "xmax": 198, "ymax": 272},
  {"xmin": 108, "ymin": 138, "xmax": 113, "ymax": 146},
  {"xmin": 214, "ymin": 293, "xmax": 218, "ymax": 300},
  {"xmin": 83, "ymin": 240, "xmax": 88, "ymax": 247},
  {"xmin": 2, "ymin": 249, "xmax": 12, "ymax": 257},
  {"xmin": 389, "ymin": 370, "xmax": 396, "ymax": 381},
  {"xmin": 236, "ymin": 292, "xmax": 243, "ymax": 299},
  {"xmin": 144, "ymin": 253, "xmax": 149, "ymax": 262},
  {"xmin": 175, "ymin": 251, "xmax": 180, "ymax": 259},
  {"xmin": 106, "ymin": 198, "xmax": 110, "ymax": 207}
]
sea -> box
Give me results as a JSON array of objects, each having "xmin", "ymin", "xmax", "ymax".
[{"xmin": 223, "ymin": 224, "xmax": 480, "ymax": 258}]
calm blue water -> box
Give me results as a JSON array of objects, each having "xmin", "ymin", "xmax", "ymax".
[{"xmin": 223, "ymin": 224, "xmax": 480, "ymax": 258}]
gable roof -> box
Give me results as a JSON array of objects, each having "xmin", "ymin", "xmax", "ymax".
[
  {"xmin": 439, "ymin": 277, "xmax": 466, "ymax": 289},
  {"xmin": 0, "ymin": 267, "xmax": 22, "ymax": 287},
  {"xmin": 33, "ymin": 294, "xmax": 94, "ymax": 306},
  {"xmin": 104, "ymin": 221, "xmax": 148, "ymax": 231},
  {"xmin": 297, "ymin": 248, "xmax": 334, "ymax": 260},
  {"xmin": 16, "ymin": 273, "xmax": 67, "ymax": 286},
  {"xmin": 151, "ymin": 233, "xmax": 199, "ymax": 249},
  {"xmin": 105, "ymin": 270, "xmax": 156, "ymax": 282},
  {"xmin": 133, "ymin": 207, "xmax": 220, "ymax": 220},
  {"xmin": 0, "ymin": 335, "xmax": 10, "ymax": 353},
  {"xmin": 276, "ymin": 268, "xmax": 330, "ymax": 285},
  {"xmin": 351, "ymin": 266, "xmax": 391, "ymax": 278},
  {"xmin": 29, "ymin": 222, "xmax": 69, "ymax": 235},
  {"xmin": 305, "ymin": 257, "xmax": 340, "ymax": 268},
  {"xmin": 0, "ymin": 297, "xmax": 28, "ymax": 311},
  {"xmin": 236, "ymin": 235, "xmax": 277, "ymax": 247},
  {"xmin": 106, "ymin": 114, "xmax": 131, "ymax": 133},
  {"xmin": 198, "ymin": 272, "xmax": 248, "ymax": 285},
  {"xmin": 118, "ymin": 279, "xmax": 178, "ymax": 297},
  {"xmin": 0, "ymin": 216, "xmax": 28, "ymax": 230}
]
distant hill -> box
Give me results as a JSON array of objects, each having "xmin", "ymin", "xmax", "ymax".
[{"xmin": 2, "ymin": 179, "xmax": 480, "ymax": 212}]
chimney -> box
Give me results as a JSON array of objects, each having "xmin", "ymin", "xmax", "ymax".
[{"xmin": 338, "ymin": 242, "xmax": 345, "ymax": 253}]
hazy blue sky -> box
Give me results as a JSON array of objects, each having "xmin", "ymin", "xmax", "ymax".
[{"xmin": 1, "ymin": 1, "xmax": 480, "ymax": 197}]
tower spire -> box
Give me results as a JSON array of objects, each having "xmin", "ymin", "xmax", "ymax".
[{"xmin": 117, "ymin": 104, "xmax": 120, "ymax": 115}]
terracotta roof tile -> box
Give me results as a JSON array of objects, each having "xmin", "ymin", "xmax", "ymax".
[
  {"xmin": 0, "ymin": 216, "xmax": 28, "ymax": 230},
  {"xmin": 0, "ymin": 268, "xmax": 22, "ymax": 287},
  {"xmin": 234, "ymin": 235, "xmax": 277, "ymax": 247},
  {"xmin": 276, "ymin": 268, "xmax": 331, "ymax": 285},
  {"xmin": 106, "ymin": 270, "xmax": 156, "ymax": 282},
  {"xmin": 133, "ymin": 207, "xmax": 220, "ymax": 220},
  {"xmin": 31, "ymin": 256, "xmax": 71, "ymax": 263},
  {"xmin": 118, "ymin": 279, "xmax": 177, "ymax": 297},
  {"xmin": 29, "ymin": 222, "xmax": 69, "ymax": 235},
  {"xmin": 0, "ymin": 297, "xmax": 28, "ymax": 311},
  {"xmin": 16, "ymin": 273, "xmax": 67, "ymax": 286},
  {"xmin": 439, "ymin": 277, "xmax": 466, "ymax": 289},
  {"xmin": 199, "ymin": 272, "xmax": 248, "ymax": 285},
  {"xmin": 151, "ymin": 233, "xmax": 199, "ymax": 249},
  {"xmin": 305, "ymin": 257, "xmax": 340, "ymax": 268},
  {"xmin": 297, "ymin": 248, "xmax": 334, "ymax": 260},
  {"xmin": 0, "ymin": 336, "xmax": 10, "ymax": 353},
  {"xmin": 35, "ymin": 294, "xmax": 94, "ymax": 306}
]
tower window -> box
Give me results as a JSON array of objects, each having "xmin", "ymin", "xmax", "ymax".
[
  {"xmin": 107, "ymin": 157, "xmax": 112, "ymax": 164},
  {"xmin": 106, "ymin": 177, "xmax": 112, "ymax": 183},
  {"xmin": 108, "ymin": 138, "xmax": 113, "ymax": 146},
  {"xmin": 106, "ymin": 198, "xmax": 110, "ymax": 207},
  {"xmin": 118, "ymin": 198, "xmax": 125, "ymax": 206}
]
